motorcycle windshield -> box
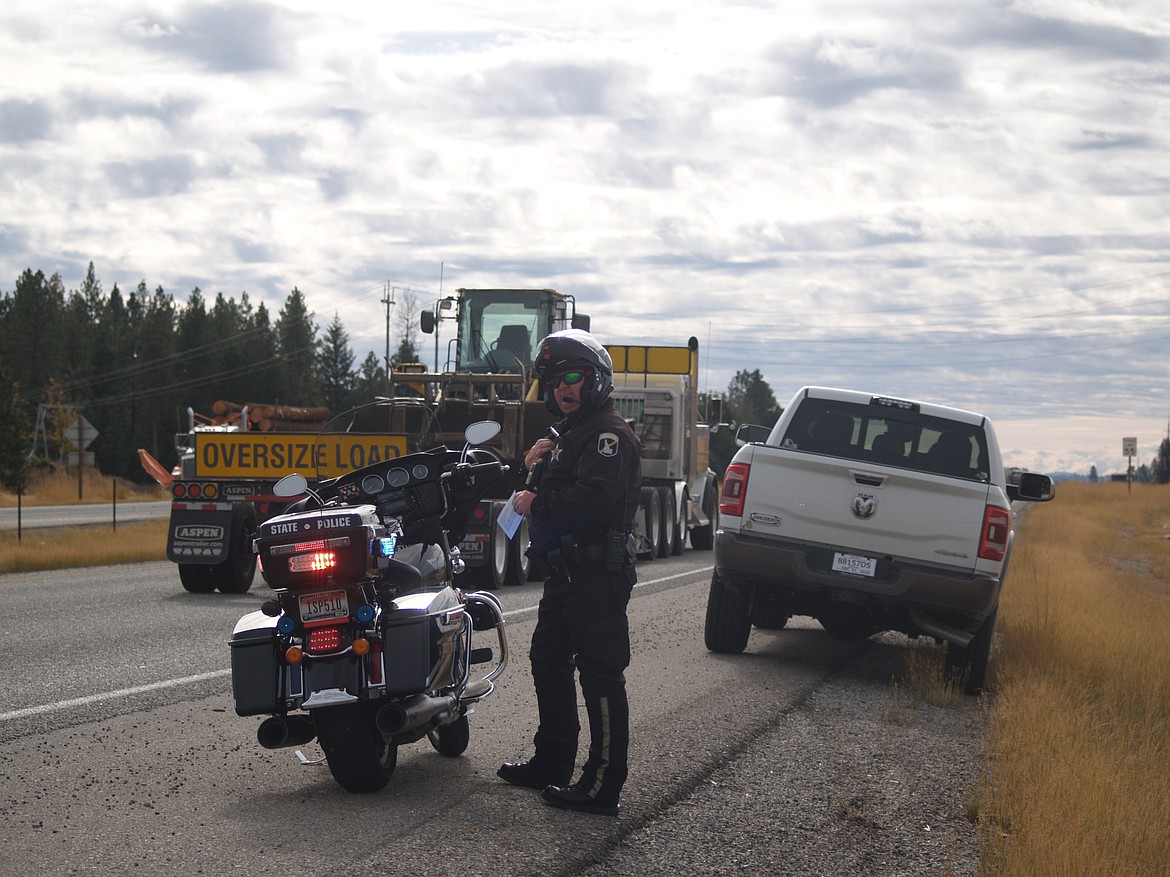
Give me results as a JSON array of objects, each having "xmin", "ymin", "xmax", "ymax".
[{"xmin": 312, "ymin": 398, "xmax": 442, "ymax": 482}]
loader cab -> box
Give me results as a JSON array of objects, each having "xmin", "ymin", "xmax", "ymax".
[{"xmin": 421, "ymin": 288, "xmax": 589, "ymax": 375}]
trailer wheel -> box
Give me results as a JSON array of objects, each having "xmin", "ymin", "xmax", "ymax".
[
  {"xmin": 178, "ymin": 563, "xmax": 217, "ymax": 594},
  {"xmin": 490, "ymin": 502, "xmax": 510, "ymax": 588},
  {"xmin": 216, "ymin": 504, "xmax": 258, "ymax": 594},
  {"xmin": 506, "ymin": 515, "xmax": 531, "ymax": 587},
  {"xmin": 689, "ymin": 476, "xmax": 719, "ymax": 550},
  {"xmin": 657, "ymin": 487, "xmax": 677, "ymax": 558},
  {"xmin": 670, "ymin": 489, "xmax": 685, "ymax": 556},
  {"xmin": 636, "ymin": 487, "xmax": 661, "ymax": 560}
]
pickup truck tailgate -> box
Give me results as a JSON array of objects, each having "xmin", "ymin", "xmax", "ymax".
[{"xmin": 736, "ymin": 446, "xmax": 995, "ymax": 575}]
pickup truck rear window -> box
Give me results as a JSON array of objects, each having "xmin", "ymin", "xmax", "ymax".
[{"xmin": 779, "ymin": 399, "xmax": 991, "ymax": 482}]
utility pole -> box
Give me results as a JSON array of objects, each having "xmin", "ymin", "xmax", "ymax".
[{"xmin": 381, "ymin": 283, "xmax": 396, "ymax": 390}]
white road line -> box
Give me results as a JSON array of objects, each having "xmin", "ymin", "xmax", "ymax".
[{"xmin": 0, "ymin": 565, "xmax": 710, "ymax": 723}]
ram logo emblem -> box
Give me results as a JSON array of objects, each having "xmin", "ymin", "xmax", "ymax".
[
  {"xmin": 851, "ymin": 493, "xmax": 877, "ymax": 519},
  {"xmin": 749, "ymin": 513, "xmax": 782, "ymax": 527}
]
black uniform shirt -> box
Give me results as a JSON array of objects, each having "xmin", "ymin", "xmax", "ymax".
[{"xmin": 529, "ymin": 399, "xmax": 642, "ymax": 551}]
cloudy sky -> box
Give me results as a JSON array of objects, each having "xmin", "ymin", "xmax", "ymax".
[{"xmin": 2, "ymin": 0, "xmax": 1168, "ymax": 476}]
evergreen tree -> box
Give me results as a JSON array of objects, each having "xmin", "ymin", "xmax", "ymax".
[
  {"xmin": 2, "ymin": 269, "xmax": 66, "ymax": 396},
  {"xmin": 319, "ymin": 312, "xmax": 356, "ymax": 413},
  {"xmin": 176, "ymin": 287, "xmax": 214, "ymax": 415},
  {"xmin": 726, "ymin": 369, "xmax": 782, "ymax": 429},
  {"xmin": 354, "ymin": 350, "xmax": 387, "ymax": 402},
  {"xmin": 274, "ymin": 287, "xmax": 320, "ymax": 404},
  {"xmin": 1152, "ymin": 438, "xmax": 1170, "ymax": 485},
  {"xmin": 0, "ymin": 365, "xmax": 33, "ymax": 492}
]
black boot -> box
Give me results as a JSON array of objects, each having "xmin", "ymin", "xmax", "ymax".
[
  {"xmin": 541, "ymin": 781, "xmax": 620, "ymax": 816},
  {"xmin": 577, "ymin": 692, "xmax": 629, "ymax": 802},
  {"xmin": 497, "ymin": 759, "xmax": 572, "ymax": 790}
]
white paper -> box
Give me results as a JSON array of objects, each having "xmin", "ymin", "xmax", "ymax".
[{"xmin": 496, "ymin": 491, "xmax": 523, "ymax": 539}]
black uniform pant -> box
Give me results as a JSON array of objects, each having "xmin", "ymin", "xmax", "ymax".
[{"xmin": 528, "ymin": 558, "xmax": 635, "ymax": 803}]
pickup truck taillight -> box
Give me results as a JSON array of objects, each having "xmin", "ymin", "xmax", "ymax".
[
  {"xmin": 721, "ymin": 463, "xmax": 751, "ymax": 517},
  {"xmin": 978, "ymin": 505, "xmax": 1011, "ymax": 561}
]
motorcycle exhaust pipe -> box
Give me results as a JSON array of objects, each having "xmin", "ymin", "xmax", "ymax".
[
  {"xmin": 376, "ymin": 694, "xmax": 458, "ymax": 738},
  {"xmin": 257, "ymin": 715, "xmax": 316, "ymax": 749}
]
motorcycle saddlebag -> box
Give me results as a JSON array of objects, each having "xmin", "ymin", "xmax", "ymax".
[
  {"xmin": 381, "ymin": 588, "xmax": 464, "ymax": 696},
  {"xmin": 230, "ymin": 610, "xmax": 281, "ymax": 716}
]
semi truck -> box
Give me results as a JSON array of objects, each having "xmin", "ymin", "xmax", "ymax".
[{"xmin": 141, "ymin": 287, "xmax": 721, "ymax": 594}]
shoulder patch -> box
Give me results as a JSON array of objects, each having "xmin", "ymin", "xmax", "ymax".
[{"xmin": 597, "ymin": 432, "xmax": 620, "ymax": 457}]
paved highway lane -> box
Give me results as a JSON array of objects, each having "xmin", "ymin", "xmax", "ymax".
[
  {"xmin": 0, "ymin": 500, "xmax": 171, "ymax": 531},
  {"xmin": 0, "ymin": 553, "xmax": 871, "ymax": 876}
]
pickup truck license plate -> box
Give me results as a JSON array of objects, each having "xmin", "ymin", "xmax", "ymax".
[
  {"xmin": 832, "ymin": 552, "xmax": 877, "ymax": 577},
  {"xmin": 299, "ymin": 589, "xmax": 349, "ymax": 624}
]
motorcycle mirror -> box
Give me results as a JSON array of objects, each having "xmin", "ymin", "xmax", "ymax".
[
  {"xmin": 464, "ymin": 421, "xmax": 501, "ymax": 445},
  {"xmin": 273, "ymin": 473, "xmax": 309, "ymax": 497}
]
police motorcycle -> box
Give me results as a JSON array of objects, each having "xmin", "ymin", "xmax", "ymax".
[{"xmin": 228, "ymin": 400, "xmax": 510, "ymax": 793}]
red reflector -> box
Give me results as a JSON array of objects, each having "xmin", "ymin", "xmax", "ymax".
[
  {"xmin": 172, "ymin": 483, "xmax": 187, "ymax": 499},
  {"xmin": 289, "ymin": 552, "xmax": 337, "ymax": 573},
  {"xmin": 308, "ymin": 626, "xmax": 345, "ymax": 652},
  {"xmin": 188, "ymin": 483, "xmax": 202, "ymax": 498},
  {"xmin": 720, "ymin": 463, "xmax": 750, "ymax": 517},
  {"xmin": 472, "ymin": 506, "xmax": 488, "ymax": 522}
]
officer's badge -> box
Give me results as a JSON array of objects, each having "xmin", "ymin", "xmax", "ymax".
[{"xmin": 597, "ymin": 432, "xmax": 619, "ymax": 457}]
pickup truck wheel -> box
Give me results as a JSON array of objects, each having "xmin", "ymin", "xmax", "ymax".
[
  {"xmin": 178, "ymin": 563, "xmax": 217, "ymax": 594},
  {"xmin": 636, "ymin": 487, "xmax": 661, "ymax": 560},
  {"xmin": 657, "ymin": 487, "xmax": 677, "ymax": 558},
  {"xmin": 945, "ymin": 606, "xmax": 997, "ymax": 695},
  {"xmin": 704, "ymin": 572, "xmax": 752, "ymax": 653},
  {"xmin": 216, "ymin": 504, "xmax": 258, "ymax": 594},
  {"xmin": 689, "ymin": 477, "xmax": 719, "ymax": 550}
]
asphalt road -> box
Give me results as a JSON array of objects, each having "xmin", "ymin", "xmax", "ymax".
[
  {"xmin": 0, "ymin": 500, "xmax": 171, "ymax": 531},
  {"xmin": 0, "ymin": 550, "xmax": 973, "ymax": 876}
]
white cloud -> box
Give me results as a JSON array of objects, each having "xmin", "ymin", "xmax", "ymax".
[{"xmin": 1, "ymin": 0, "xmax": 1168, "ymax": 475}]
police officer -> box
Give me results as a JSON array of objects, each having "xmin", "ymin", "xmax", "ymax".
[{"xmin": 497, "ymin": 329, "xmax": 641, "ymax": 816}]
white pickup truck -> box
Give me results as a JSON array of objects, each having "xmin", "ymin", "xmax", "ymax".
[{"xmin": 705, "ymin": 386, "xmax": 1055, "ymax": 694}]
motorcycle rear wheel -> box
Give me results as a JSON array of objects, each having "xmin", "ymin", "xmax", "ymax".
[
  {"xmin": 427, "ymin": 713, "xmax": 470, "ymax": 757},
  {"xmin": 314, "ymin": 703, "xmax": 398, "ymax": 792}
]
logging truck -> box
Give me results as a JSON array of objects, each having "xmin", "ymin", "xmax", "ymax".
[{"xmin": 139, "ymin": 402, "xmax": 409, "ymax": 594}]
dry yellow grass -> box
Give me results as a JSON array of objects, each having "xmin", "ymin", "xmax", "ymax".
[
  {"xmin": 979, "ymin": 482, "xmax": 1170, "ymax": 876},
  {"xmin": 0, "ymin": 519, "xmax": 169, "ymax": 573},
  {"xmin": 0, "ymin": 468, "xmax": 164, "ymax": 507}
]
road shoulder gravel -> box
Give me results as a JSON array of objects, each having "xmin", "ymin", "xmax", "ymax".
[{"xmin": 582, "ymin": 632, "xmax": 987, "ymax": 876}]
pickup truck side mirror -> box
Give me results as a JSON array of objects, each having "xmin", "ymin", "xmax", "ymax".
[
  {"xmin": 1007, "ymin": 472, "xmax": 1056, "ymax": 503},
  {"xmin": 735, "ymin": 423, "xmax": 772, "ymax": 447}
]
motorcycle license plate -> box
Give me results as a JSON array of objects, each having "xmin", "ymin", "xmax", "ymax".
[
  {"xmin": 832, "ymin": 552, "xmax": 877, "ymax": 577},
  {"xmin": 299, "ymin": 589, "xmax": 349, "ymax": 625}
]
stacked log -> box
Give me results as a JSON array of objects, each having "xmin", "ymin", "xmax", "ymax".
[{"xmin": 208, "ymin": 401, "xmax": 331, "ymax": 432}]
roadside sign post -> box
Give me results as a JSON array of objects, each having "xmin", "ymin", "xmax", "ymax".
[
  {"xmin": 66, "ymin": 416, "xmax": 99, "ymax": 500},
  {"xmin": 1122, "ymin": 437, "xmax": 1137, "ymax": 495}
]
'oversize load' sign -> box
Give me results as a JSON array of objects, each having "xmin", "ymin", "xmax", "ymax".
[{"xmin": 193, "ymin": 432, "xmax": 408, "ymax": 479}]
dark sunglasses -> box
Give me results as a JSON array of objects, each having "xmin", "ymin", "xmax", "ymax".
[{"xmin": 548, "ymin": 370, "xmax": 587, "ymax": 388}]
